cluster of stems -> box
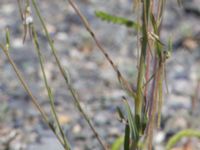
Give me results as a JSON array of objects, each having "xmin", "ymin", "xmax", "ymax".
[{"xmin": 0, "ymin": 0, "xmax": 173, "ymax": 150}]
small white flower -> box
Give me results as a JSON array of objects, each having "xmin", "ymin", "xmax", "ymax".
[{"xmin": 24, "ymin": 16, "xmax": 33, "ymax": 25}]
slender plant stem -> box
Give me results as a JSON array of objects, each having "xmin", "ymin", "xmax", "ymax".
[
  {"xmin": 0, "ymin": 44, "xmax": 65, "ymax": 148},
  {"xmin": 32, "ymin": 26, "xmax": 71, "ymax": 150},
  {"xmin": 148, "ymin": 58, "xmax": 159, "ymax": 150},
  {"xmin": 135, "ymin": 0, "xmax": 150, "ymax": 118},
  {"xmin": 66, "ymin": 0, "xmax": 136, "ymax": 99},
  {"xmin": 31, "ymin": 0, "xmax": 107, "ymax": 149}
]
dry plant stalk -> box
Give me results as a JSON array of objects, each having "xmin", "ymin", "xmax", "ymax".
[
  {"xmin": 31, "ymin": 0, "xmax": 107, "ymax": 149},
  {"xmin": 1, "ymin": 0, "xmax": 172, "ymax": 149},
  {"xmin": 0, "ymin": 44, "xmax": 67, "ymax": 148},
  {"xmin": 66, "ymin": 0, "xmax": 136, "ymax": 99}
]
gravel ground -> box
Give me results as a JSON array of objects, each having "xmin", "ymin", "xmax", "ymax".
[{"xmin": 0, "ymin": 0, "xmax": 200, "ymax": 150}]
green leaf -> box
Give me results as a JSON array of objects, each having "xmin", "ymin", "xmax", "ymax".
[
  {"xmin": 95, "ymin": 11, "xmax": 140, "ymax": 30},
  {"xmin": 167, "ymin": 36, "xmax": 173, "ymax": 56},
  {"xmin": 116, "ymin": 107, "xmax": 125, "ymax": 121},
  {"xmin": 166, "ymin": 129, "xmax": 200, "ymax": 150},
  {"xmin": 124, "ymin": 123, "xmax": 130, "ymax": 150},
  {"xmin": 123, "ymin": 99, "xmax": 139, "ymax": 142},
  {"xmin": 111, "ymin": 136, "xmax": 124, "ymax": 150},
  {"xmin": 141, "ymin": 113, "xmax": 148, "ymax": 134}
]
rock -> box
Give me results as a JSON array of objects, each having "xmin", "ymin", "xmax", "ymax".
[
  {"xmin": 1, "ymin": 3, "xmax": 15, "ymax": 15},
  {"xmin": 12, "ymin": 38, "xmax": 24, "ymax": 48},
  {"xmin": 108, "ymin": 127, "xmax": 120, "ymax": 137},
  {"xmin": 69, "ymin": 48, "xmax": 84, "ymax": 60},
  {"xmin": 166, "ymin": 116, "xmax": 188, "ymax": 131},
  {"xmin": 55, "ymin": 32, "xmax": 68, "ymax": 41},
  {"xmin": 172, "ymin": 79, "xmax": 194, "ymax": 96},
  {"xmin": 166, "ymin": 94, "xmax": 191, "ymax": 109},
  {"xmin": 190, "ymin": 60, "xmax": 200, "ymax": 81},
  {"xmin": 183, "ymin": 0, "xmax": 200, "ymax": 17},
  {"xmin": 72, "ymin": 124, "xmax": 82, "ymax": 134},
  {"xmin": 94, "ymin": 112, "xmax": 110, "ymax": 125},
  {"xmin": 28, "ymin": 137, "xmax": 64, "ymax": 150},
  {"xmin": 46, "ymin": 23, "xmax": 57, "ymax": 35},
  {"xmin": 0, "ymin": 126, "xmax": 27, "ymax": 150},
  {"xmin": 106, "ymin": 89, "xmax": 126, "ymax": 99},
  {"xmin": 58, "ymin": 114, "xmax": 72, "ymax": 125}
]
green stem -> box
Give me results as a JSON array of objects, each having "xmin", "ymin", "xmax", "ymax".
[
  {"xmin": 32, "ymin": 26, "xmax": 71, "ymax": 150},
  {"xmin": 0, "ymin": 44, "xmax": 65, "ymax": 147},
  {"xmin": 135, "ymin": 0, "xmax": 149, "ymax": 118},
  {"xmin": 31, "ymin": 1, "xmax": 107, "ymax": 149}
]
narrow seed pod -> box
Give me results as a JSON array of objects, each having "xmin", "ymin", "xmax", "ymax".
[{"xmin": 5, "ymin": 27, "xmax": 10, "ymax": 49}]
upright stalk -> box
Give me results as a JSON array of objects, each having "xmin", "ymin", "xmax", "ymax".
[
  {"xmin": 135, "ymin": 0, "xmax": 150, "ymax": 118},
  {"xmin": 32, "ymin": 26, "xmax": 71, "ymax": 150},
  {"xmin": 31, "ymin": 0, "xmax": 107, "ymax": 149},
  {"xmin": 0, "ymin": 44, "xmax": 66, "ymax": 148}
]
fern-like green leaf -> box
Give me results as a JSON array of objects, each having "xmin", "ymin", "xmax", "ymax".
[{"xmin": 95, "ymin": 11, "xmax": 140, "ymax": 30}]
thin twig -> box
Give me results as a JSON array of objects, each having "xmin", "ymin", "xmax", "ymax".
[
  {"xmin": 0, "ymin": 44, "xmax": 65, "ymax": 148},
  {"xmin": 32, "ymin": 26, "xmax": 71, "ymax": 150},
  {"xmin": 31, "ymin": 0, "xmax": 107, "ymax": 149},
  {"xmin": 66, "ymin": 0, "xmax": 136, "ymax": 99}
]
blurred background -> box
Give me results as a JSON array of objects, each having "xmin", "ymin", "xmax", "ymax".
[{"xmin": 0, "ymin": 0, "xmax": 200, "ymax": 149}]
